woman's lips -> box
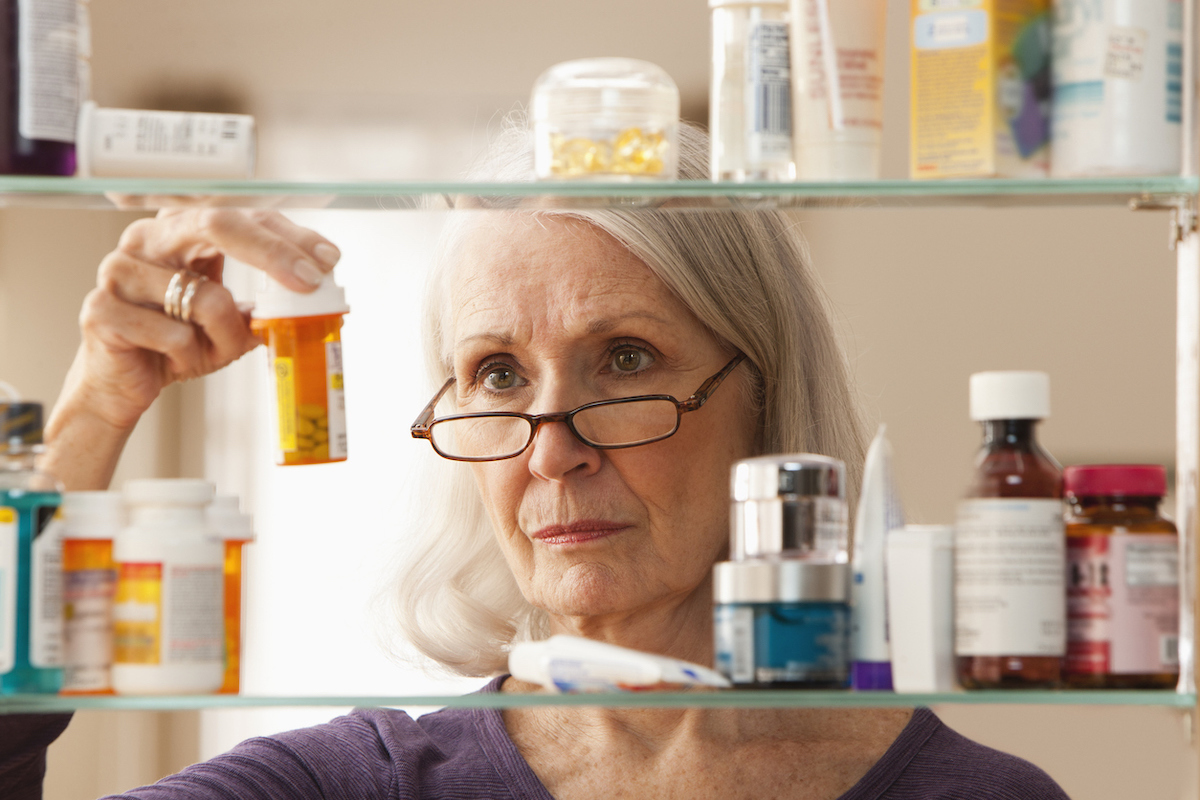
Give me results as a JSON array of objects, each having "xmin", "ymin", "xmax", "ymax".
[{"xmin": 532, "ymin": 520, "xmax": 629, "ymax": 545}]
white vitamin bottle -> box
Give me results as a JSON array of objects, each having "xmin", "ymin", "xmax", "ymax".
[{"xmin": 112, "ymin": 479, "xmax": 223, "ymax": 695}]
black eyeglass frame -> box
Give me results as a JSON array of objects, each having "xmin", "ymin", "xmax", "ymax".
[{"xmin": 410, "ymin": 353, "xmax": 746, "ymax": 462}]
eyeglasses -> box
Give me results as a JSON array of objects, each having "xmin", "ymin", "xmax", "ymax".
[{"xmin": 411, "ymin": 353, "xmax": 746, "ymax": 462}]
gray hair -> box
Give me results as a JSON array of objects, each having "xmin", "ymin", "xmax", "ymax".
[{"xmin": 387, "ymin": 120, "xmax": 867, "ymax": 677}]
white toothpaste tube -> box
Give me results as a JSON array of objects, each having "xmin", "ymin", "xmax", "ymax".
[
  {"xmin": 851, "ymin": 424, "xmax": 904, "ymax": 690},
  {"xmin": 508, "ymin": 635, "xmax": 732, "ymax": 693}
]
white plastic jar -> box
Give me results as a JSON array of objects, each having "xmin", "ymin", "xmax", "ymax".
[
  {"xmin": 60, "ymin": 490, "xmax": 124, "ymax": 694},
  {"xmin": 531, "ymin": 58, "xmax": 680, "ymax": 180},
  {"xmin": 112, "ymin": 479, "xmax": 223, "ymax": 695}
]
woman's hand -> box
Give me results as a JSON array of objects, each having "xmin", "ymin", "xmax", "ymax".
[{"xmin": 43, "ymin": 208, "xmax": 341, "ymax": 490}]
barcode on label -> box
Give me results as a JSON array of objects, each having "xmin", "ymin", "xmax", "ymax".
[
  {"xmin": 1161, "ymin": 635, "xmax": 1179, "ymax": 667},
  {"xmin": 754, "ymin": 84, "xmax": 791, "ymax": 136}
]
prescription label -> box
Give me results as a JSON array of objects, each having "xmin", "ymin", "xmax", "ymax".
[
  {"xmin": 29, "ymin": 507, "xmax": 63, "ymax": 667},
  {"xmin": 1067, "ymin": 533, "xmax": 1178, "ymax": 675},
  {"xmin": 17, "ymin": 0, "xmax": 78, "ymax": 142},
  {"xmin": 955, "ymin": 498, "xmax": 1066, "ymax": 656},
  {"xmin": 114, "ymin": 562, "xmax": 162, "ymax": 665},
  {"xmin": 0, "ymin": 508, "xmax": 16, "ymax": 673},
  {"xmin": 325, "ymin": 341, "xmax": 348, "ymax": 460},
  {"xmin": 273, "ymin": 356, "xmax": 298, "ymax": 452}
]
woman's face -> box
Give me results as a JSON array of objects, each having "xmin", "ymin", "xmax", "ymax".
[{"xmin": 449, "ymin": 215, "xmax": 758, "ymax": 625}]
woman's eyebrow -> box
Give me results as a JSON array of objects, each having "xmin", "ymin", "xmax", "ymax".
[
  {"xmin": 457, "ymin": 331, "xmax": 514, "ymax": 348},
  {"xmin": 586, "ymin": 311, "xmax": 672, "ymax": 335}
]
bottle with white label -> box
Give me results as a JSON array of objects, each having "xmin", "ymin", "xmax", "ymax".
[
  {"xmin": 250, "ymin": 274, "xmax": 349, "ymax": 466},
  {"xmin": 112, "ymin": 479, "xmax": 223, "ymax": 695},
  {"xmin": 0, "ymin": 400, "xmax": 64, "ymax": 694},
  {"xmin": 955, "ymin": 371, "xmax": 1065, "ymax": 689},
  {"xmin": 0, "ymin": 0, "xmax": 79, "ymax": 174},
  {"xmin": 709, "ymin": 0, "xmax": 794, "ymax": 181}
]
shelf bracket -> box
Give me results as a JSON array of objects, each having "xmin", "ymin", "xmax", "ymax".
[{"xmin": 1129, "ymin": 195, "xmax": 1198, "ymax": 250}]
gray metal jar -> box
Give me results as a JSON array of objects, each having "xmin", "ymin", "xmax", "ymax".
[{"xmin": 729, "ymin": 454, "xmax": 849, "ymax": 562}]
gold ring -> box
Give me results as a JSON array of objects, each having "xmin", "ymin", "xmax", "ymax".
[
  {"xmin": 179, "ymin": 275, "xmax": 208, "ymax": 324},
  {"xmin": 164, "ymin": 269, "xmax": 201, "ymax": 322}
]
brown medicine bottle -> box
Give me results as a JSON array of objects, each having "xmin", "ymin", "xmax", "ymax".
[
  {"xmin": 955, "ymin": 371, "xmax": 1065, "ymax": 689},
  {"xmin": 1064, "ymin": 465, "xmax": 1178, "ymax": 689}
]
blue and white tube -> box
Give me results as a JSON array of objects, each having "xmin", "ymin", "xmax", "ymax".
[
  {"xmin": 851, "ymin": 425, "xmax": 905, "ymax": 690},
  {"xmin": 508, "ymin": 635, "xmax": 731, "ymax": 693}
]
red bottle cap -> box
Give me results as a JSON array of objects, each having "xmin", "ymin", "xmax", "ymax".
[{"xmin": 1063, "ymin": 465, "xmax": 1167, "ymax": 498}]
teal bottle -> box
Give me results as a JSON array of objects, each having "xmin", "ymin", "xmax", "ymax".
[{"xmin": 0, "ymin": 401, "xmax": 63, "ymax": 694}]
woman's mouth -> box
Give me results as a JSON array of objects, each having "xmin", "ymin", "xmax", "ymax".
[{"xmin": 532, "ymin": 520, "xmax": 629, "ymax": 545}]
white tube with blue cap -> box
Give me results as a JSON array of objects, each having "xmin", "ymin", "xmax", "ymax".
[{"xmin": 851, "ymin": 425, "xmax": 904, "ymax": 690}]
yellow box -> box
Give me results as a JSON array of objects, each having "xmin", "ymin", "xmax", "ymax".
[{"xmin": 910, "ymin": 0, "xmax": 1050, "ymax": 179}]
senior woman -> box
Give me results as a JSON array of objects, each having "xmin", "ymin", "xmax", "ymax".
[{"xmin": 3, "ymin": 126, "xmax": 1069, "ymax": 799}]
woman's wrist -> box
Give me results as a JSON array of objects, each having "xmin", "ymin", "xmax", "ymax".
[{"xmin": 42, "ymin": 393, "xmax": 138, "ymax": 491}]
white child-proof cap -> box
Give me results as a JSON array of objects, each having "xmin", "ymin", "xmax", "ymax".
[
  {"xmin": 206, "ymin": 495, "xmax": 255, "ymax": 541},
  {"xmin": 251, "ymin": 273, "xmax": 350, "ymax": 320},
  {"xmin": 969, "ymin": 371, "xmax": 1051, "ymax": 421},
  {"xmin": 61, "ymin": 491, "xmax": 126, "ymax": 539},
  {"xmin": 123, "ymin": 478, "xmax": 214, "ymax": 507}
]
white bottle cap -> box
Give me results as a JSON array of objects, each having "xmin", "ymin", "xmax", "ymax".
[
  {"xmin": 206, "ymin": 495, "xmax": 255, "ymax": 541},
  {"xmin": 969, "ymin": 371, "xmax": 1051, "ymax": 421},
  {"xmin": 251, "ymin": 273, "xmax": 349, "ymax": 320},
  {"xmin": 123, "ymin": 478, "xmax": 214, "ymax": 507},
  {"xmin": 61, "ymin": 490, "xmax": 126, "ymax": 539}
]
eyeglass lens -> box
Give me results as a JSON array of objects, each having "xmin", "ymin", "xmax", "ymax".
[{"xmin": 430, "ymin": 397, "xmax": 680, "ymax": 459}]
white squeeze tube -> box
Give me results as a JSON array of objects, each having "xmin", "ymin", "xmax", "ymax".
[
  {"xmin": 850, "ymin": 425, "xmax": 904, "ymax": 690},
  {"xmin": 788, "ymin": 0, "xmax": 887, "ymax": 179},
  {"xmin": 508, "ymin": 635, "xmax": 731, "ymax": 693}
]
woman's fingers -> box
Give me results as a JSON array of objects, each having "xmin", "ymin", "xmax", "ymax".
[
  {"xmin": 94, "ymin": 251, "xmax": 260, "ymax": 373},
  {"xmin": 118, "ymin": 209, "xmax": 340, "ymax": 293}
]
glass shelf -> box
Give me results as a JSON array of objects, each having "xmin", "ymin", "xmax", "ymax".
[
  {"xmin": 1, "ymin": 689, "xmax": 1193, "ymax": 714},
  {"xmin": 0, "ymin": 175, "xmax": 1193, "ymax": 211}
]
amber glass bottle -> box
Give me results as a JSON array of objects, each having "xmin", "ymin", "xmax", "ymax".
[
  {"xmin": 1064, "ymin": 465, "xmax": 1178, "ymax": 689},
  {"xmin": 956, "ymin": 372, "xmax": 1065, "ymax": 689}
]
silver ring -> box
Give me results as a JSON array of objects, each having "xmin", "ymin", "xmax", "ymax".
[
  {"xmin": 163, "ymin": 269, "xmax": 200, "ymax": 322},
  {"xmin": 179, "ymin": 275, "xmax": 208, "ymax": 324}
]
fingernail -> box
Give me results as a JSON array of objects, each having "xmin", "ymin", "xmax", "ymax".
[
  {"xmin": 313, "ymin": 243, "xmax": 341, "ymax": 268},
  {"xmin": 294, "ymin": 259, "xmax": 324, "ymax": 287}
]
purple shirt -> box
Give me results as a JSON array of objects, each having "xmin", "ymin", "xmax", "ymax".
[{"xmin": 2, "ymin": 679, "xmax": 1070, "ymax": 799}]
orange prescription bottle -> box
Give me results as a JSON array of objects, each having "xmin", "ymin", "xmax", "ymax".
[
  {"xmin": 250, "ymin": 274, "xmax": 349, "ymax": 466},
  {"xmin": 206, "ymin": 496, "xmax": 254, "ymax": 694},
  {"xmin": 60, "ymin": 491, "xmax": 124, "ymax": 695}
]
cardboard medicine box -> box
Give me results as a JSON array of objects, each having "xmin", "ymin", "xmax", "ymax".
[{"xmin": 910, "ymin": 0, "xmax": 1051, "ymax": 179}]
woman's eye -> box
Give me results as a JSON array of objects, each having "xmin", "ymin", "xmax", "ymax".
[
  {"xmin": 482, "ymin": 366, "xmax": 518, "ymax": 391},
  {"xmin": 612, "ymin": 348, "xmax": 649, "ymax": 373}
]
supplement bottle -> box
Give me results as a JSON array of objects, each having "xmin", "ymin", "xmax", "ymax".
[
  {"xmin": 206, "ymin": 495, "xmax": 254, "ymax": 694},
  {"xmin": 1064, "ymin": 465, "xmax": 1179, "ymax": 689},
  {"xmin": 955, "ymin": 371, "xmax": 1065, "ymax": 689},
  {"xmin": 251, "ymin": 274, "xmax": 349, "ymax": 466},
  {"xmin": 61, "ymin": 490, "xmax": 122, "ymax": 694},
  {"xmin": 709, "ymin": 0, "xmax": 793, "ymax": 182},
  {"xmin": 0, "ymin": 0, "xmax": 79, "ymax": 174},
  {"xmin": 0, "ymin": 401, "xmax": 63, "ymax": 694},
  {"xmin": 112, "ymin": 479, "xmax": 223, "ymax": 695}
]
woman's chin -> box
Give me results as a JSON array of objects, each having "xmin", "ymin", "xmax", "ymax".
[{"xmin": 530, "ymin": 561, "xmax": 643, "ymax": 619}]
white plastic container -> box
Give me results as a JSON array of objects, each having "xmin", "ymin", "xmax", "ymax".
[
  {"xmin": 1051, "ymin": 0, "xmax": 1183, "ymax": 177},
  {"xmin": 886, "ymin": 524, "xmax": 956, "ymax": 693},
  {"xmin": 531, "ymin": 58, "xmax": 680, "ymax": 180},
  {"xmin": 76, "ymin": 101, "xmax": 256, "ymax": 179},
  {"xmin": 788, "ymin": 0, "xmax": 888, "ymax": 179},
  {"xmin": 112, "ymin": 479, "xmax": 223, "ymax": 695},
  {"xmin": 709, "ymin": 0, "xmax": 794, "ymax": 181},
  {"xmin": 60, "ymin": 491, "xmax": 123, "ymax": 694}
]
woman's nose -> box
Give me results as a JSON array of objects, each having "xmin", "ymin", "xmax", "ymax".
[{"xmin": 526, "ymin": 416, "xmax": 602, "ymax": 481}]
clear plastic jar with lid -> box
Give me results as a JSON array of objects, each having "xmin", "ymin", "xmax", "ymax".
[
  {"xmin": 531, "ymin": 58, "xmax": 680, "ymax": 180},
  {"xmin": 1064, "ymin": 464, "xmax": 1179, "ymax": 689}
]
